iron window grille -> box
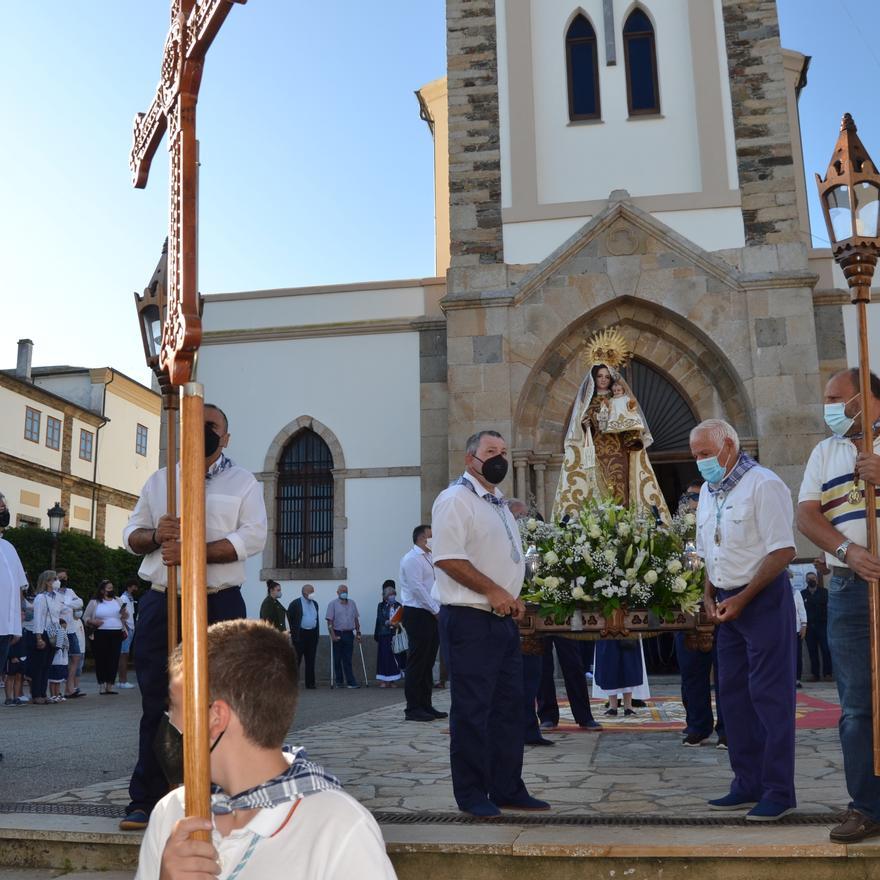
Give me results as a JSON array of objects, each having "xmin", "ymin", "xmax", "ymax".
[{"xmin": 276, "ymin": 429, "xmax": 334, "ymax": 569}]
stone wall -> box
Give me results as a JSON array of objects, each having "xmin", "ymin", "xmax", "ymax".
[
  {"xmin": 446, "ymin": 0, "xmax": 505, "ymax": 294},
  {"xmin": 721, "ymin": 0, "xmax": 800, "ymax": 245}
]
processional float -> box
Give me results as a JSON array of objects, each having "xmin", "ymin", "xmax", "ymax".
[{"xmin": 130, "ymin": 0, "xmax": 247, "ymax": 834}]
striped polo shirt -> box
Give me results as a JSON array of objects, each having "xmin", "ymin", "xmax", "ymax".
[{"xmin": 798, "ymin": 433, "xmax": 880, "ymax": 568}]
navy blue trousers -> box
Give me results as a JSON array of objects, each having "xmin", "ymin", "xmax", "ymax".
[
  {"xmin": 439, "ymin": 606, "xmax": 528, "ymax": 810},
  {"xmin": 332, "ymin": 630, "xmax": 358, "ymax": 686},
  {"xmin": 522, "ymin": 652, "xmax": 543, "ymax": 742},
  {"xmin": 537, "ymin": 636, "xmax": 596, "ymax": 726},
  {"xmin": 127, "ymin": 586, "xmax": 246, "ymax": 814},
  {"xmin": 716, "ymin": 573, "xmax": 796, "ymax": 808},
  {"xmin": 674, "ymin": 632, "xmax": 725, "ymax": 738}
]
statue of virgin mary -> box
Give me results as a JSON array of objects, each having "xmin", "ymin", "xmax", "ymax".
[{"xmin": 551, "ymin": 328, "xmax": 670, "ymax": 522}]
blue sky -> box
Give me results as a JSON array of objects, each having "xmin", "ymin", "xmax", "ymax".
[{"xmin": 0, "ymin": 1, "xmax": 876, "ymax": 386}]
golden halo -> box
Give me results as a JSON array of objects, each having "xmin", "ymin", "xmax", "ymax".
[{"xmin": 582, "ymin": 327, "xmax": 631, "ymax": 371}]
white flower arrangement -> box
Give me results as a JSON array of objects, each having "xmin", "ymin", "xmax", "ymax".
[{"xmin": 520, "ymin": 496, "xmax": 704, "ymax": 623}]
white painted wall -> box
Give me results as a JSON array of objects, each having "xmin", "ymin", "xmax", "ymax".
[
  {"xmin": 105, "ymin": 504, "xmax": 132, "ymax": 550},
  {"xmin": 0, "ymin": 386, "xmax": 66, "ymax": 470},
  {"xmin": 652, "ymin": 207, "xmax": 745, "ymax": 251},
  {"xmin": 238, "ymin": 475, "xmax": 422, "ymax": 625},
  {"xmin": 197, "ymin": 332, "xmax": 421, "ymax": 474},
  {"xmin": 98, "ymin": 389, "xmax": 160, "ymax": 497},
  {"xmin": 502, "ymin": 206, "xmax": 745, "ymax": 265},
  {"xmin": 843, "ymin": 304, "xmax": 880, "ymax": 374},
  {"xmin": 69, "ymin": 418, "xmax": 96, "ymax": 482},
  {"xmin": 69, "ymin": 492, "xmax": 93, "ymax": 532},
  {"xmin": 0, "ymin": 473, "xmax": 59, "ymax": 527},
  {"xmin": 204, "ymin": 284, "xmax": 430, "ymax": 333},
  {"xmin": 530, "ymin": 0, "xmax": 701, "ymax": 204}
]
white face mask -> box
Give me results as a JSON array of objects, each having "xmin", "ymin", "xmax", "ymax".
[
  {"xmin": 51, "ymin": 579, "xmax": 61, "ymax": 590},
  {"xmin": 425, "ymin": 538, "xmax": 433, "ymax": 551}
]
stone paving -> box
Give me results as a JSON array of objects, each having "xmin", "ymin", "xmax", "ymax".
[{"xmin": 29, "ymin": 677, "xmax": 849, "ymax": 818}]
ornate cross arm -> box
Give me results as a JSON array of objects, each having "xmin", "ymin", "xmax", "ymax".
[
  {"xmin": 130, "ymin": 94, "xmax": 169, "ymax": 189},
  {"xmin": 186, "ymin": 0, "xmax": 247, "ymax": 59}
]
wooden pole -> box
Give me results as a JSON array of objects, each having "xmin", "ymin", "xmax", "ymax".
[
  {"xmin": 180, "ymin": 384, "xmax": 210, "ymax": 834},
  {"xmin": 854, "ymin": 285, "xmax": 880, "ymax": 774},
  {"xmin": 164, "ymin": 391, "xmax": 180, "ymax": 653}
]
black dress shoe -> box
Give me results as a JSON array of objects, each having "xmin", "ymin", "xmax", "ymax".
[
  {"xmin": 525, "ymin": 737, "xmax": 555, "ymax": 746},
  {"xmin": 427, "ymin": 708, "xmax": 448, "ymax": 719},
  {"xmin": 405, "ymin": 709, "xmax": 436, "ymax": 722}
]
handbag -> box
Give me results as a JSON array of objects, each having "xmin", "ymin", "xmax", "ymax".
[
  {"xmin": 45, "ymin": 597, "xmax": 64, "ymax": 649},
  {"xmin": 391, "ymin": 626, "xmax": 409, "ymax": 654}
]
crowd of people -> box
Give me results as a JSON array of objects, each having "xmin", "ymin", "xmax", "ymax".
[
  {"xmin": 1, "ymin": 564, "xmax": 140, "ymax": 708},
  {"xmin": 3, "ymin": 365, "xmax": 880, "ymax": 877}
]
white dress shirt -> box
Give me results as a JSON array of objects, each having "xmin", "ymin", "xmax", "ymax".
[
  {"xmin": 0, "ymin": 539, "xmax": 26, "ymax": 636},
  {"xmin": 57, "ymin": 586, "xmax": 83, "ymax": 626},
  {"xmin": 431, "ymin": 472, "xmax": 525, "ymax": 610},
  {"xmin": 123, "ymin": 461, "xmax": 267, "ymax": 592},
  {"xmin": 399, "ymin": 545, "xmax": 439, "ymax": 614},
  {"xmin": 695, "ymin": 465, "xmax": 795, "ymax": 590}
]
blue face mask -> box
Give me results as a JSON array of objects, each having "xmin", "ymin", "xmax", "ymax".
[
  {"xmin": 824, "ymin": 401, "xmax": 857, "ymax": 437},
  {"xmin": 697, "ymin": 456, "xmax": 727, "ymax": 485},
  {"xmin": 339, "ymin": 593, "xmax": 349, "ymax": 601}
]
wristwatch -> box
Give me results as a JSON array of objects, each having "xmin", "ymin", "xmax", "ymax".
[{"xmin": 835, "ymin": 539, "xmax": 853, "ymax": 563}]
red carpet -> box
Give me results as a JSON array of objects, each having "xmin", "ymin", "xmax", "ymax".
[{"xmin": 547, "ymin": 692, "xmax": 841, "ymax": 733}]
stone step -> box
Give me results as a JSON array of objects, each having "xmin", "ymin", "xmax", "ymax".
[{"xmin": 1, "ymin": 812, "xmax": 879, "ymax": 879}]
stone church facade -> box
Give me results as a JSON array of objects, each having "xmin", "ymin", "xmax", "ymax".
[{"xmin": 198, "ymin": 0, "xmax": 868, "ymax": 614}]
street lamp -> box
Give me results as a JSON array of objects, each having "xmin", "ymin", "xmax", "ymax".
[
  {"xmin": 134, "ymin": 239, "xmax": 180, "ymax": 652},
  {"xmin": 815, "ymin": 112, "xmax": 880, "ymax": 772},
  {"xmin": 47, "ymin": 502, "xmax": 65, "ymax": 570}
]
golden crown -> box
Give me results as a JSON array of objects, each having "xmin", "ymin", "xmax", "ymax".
[{"xmin": 583, "ymin": 327, "xmax": 631, "ymax": 371}]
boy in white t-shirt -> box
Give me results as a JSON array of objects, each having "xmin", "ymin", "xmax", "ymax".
[{"xmin": 134, "ymin": 619, "xmax": 397, "ymax": 880}]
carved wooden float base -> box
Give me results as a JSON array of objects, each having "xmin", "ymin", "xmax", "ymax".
[{"xmin": 519, "ymin": 605, "xmax": 715, "ymax": 652}]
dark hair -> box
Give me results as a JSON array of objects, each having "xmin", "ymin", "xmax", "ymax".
[
  {"xmin": 95, "ymin": 578, "xmax": 113, "ymax": 600},
  {"xmin": 837, "ymin": 368, "xmax": 880, "ymax": 400},
  {"xmin": 204, "ymin": 403, "xmax": 229, "ymax": 433},
  {"xmin": 169, "ymin": 620, "xmax": 298, "ymax": 749},
  {"xmin": 686, "ymin": 479, "xmax": 704, "ymax": 492},
  {"xmin": 465, "ymin": 430, "xmax": 504, "ymax": 456},
  {"xmin": 266, "ymin": 579, "xmax": 280, "ymax": 594},
  {"xmin": 124, "ymin": 577, "xmax": 140, "ymax": 590},
  {"xmin": 412, "ymin": 524, "xmax": 431, "ymax": 545}
]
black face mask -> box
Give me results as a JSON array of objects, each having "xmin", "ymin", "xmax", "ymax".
[
  {"xmin": 474, "ymin": 454, "xmax": 509, "ymax": 485},
  {"xmin": 155, "ymin": 712, "xmax": 226, "ymax": 789},
  {"xmin": 205, "ymin": 424, "xmax": 222, "ymax": 458},
  {"xmin": 0, "ymin": 510, "xmax": 9, "ymax": 529}
]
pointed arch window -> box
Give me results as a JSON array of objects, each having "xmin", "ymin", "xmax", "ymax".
[
  {"xmin": 276, "ymin": 429, "xmax": 334, "ymax": 569},
  {"xmin": 566, "ymin": 14, "xmax": 601, "ymax": 121},
  {"xmin": 624, "ymin": 8, "xmax": 660, "ymax": 116}
]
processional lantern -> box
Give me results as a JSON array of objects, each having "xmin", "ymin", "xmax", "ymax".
[
  {"xmin": 815, "ymin": 113, "xmax": 880, "ymax": 290},
  {"xmin": 134, "ymin": 239, "xmax": 171, "ymax": 389},
  {"xmin": 816, "ymin": 113, "xmax": 880, "ymax": 774}
]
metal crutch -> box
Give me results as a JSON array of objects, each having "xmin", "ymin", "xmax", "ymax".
[
  {"xmin": 329, "ymin": 634, "xmax": 335, "ymax": 689},
  {"xmin": 357, "ymin": 636, "xmax": 370, "ymax": 687}
]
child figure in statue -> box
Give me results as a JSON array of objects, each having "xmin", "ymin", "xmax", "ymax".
[{"xmin": 604, "ymin": 382, "xmax": 646, "ymax": 435}]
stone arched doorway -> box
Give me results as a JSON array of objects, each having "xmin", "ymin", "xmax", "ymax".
[{"xmin": 512, "ymin": 298, "xmax": 755, "ymax": 517}]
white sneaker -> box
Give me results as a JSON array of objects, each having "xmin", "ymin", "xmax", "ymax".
[
  {"xmin": 18, "ymin": 694, "xmax": 30, "ymax": 703},
  {"xmin": 117, "ymin": 682, "xmax": 136, "ymax": 689}
]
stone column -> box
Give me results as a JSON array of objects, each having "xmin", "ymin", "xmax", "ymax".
[
  {"xmin": 513, "ymin": 456, "xmax": 529, "ymax": 501},
  {"xmin": 532, "ymin": 461, "xmax": 546, "ymax": 519}
]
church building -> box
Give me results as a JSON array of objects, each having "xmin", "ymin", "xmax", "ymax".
[{"xmin": 197, "ymin": 0, "xmax": 875, "ymax": 616}]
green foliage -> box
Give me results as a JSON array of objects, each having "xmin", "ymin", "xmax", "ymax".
[{"xmin": 3, "ymin": 527, "xmax": 144, "ymax": 596}]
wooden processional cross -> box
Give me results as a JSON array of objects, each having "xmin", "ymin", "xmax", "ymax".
[{"xmin": 130, "ymin": 0, "xmax": 246, "ymax": 831}]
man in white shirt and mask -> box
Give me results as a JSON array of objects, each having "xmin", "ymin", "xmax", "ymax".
[
  {"xmin": 399, "ymin": 525, "xmax": 444, "ymax": 722},
  {"xmin": 120, "ymin": 403, "xmax": 267, "ymax": 831},
  {"xmin": 432, "ymin": 430, "xmax": 549, "ymax": 818},
  {"xmin": 691, "ymin": 419, "xmax": 796, "ymax": 822}
]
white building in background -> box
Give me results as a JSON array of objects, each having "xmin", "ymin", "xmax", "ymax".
[
  {"xmin": 196, "ymin": 0, "xmax": 879, "ymax": 618},
  {"xmin": 0, "ymin": 339, "xmax": 160, "ymax": 547}
]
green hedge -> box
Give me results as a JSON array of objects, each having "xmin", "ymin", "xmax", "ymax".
[{"xmin": 3, "ymin": 527, "xmax": 144, "ymax": 596}]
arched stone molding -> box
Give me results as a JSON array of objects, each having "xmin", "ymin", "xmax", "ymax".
[
  {"xmin": 259, "ymin": 415, "xmax": 347, "ymax": 581},
  {"xmin": 513, "ymin": 297, "xmax": 756, "ymax": 455}
]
